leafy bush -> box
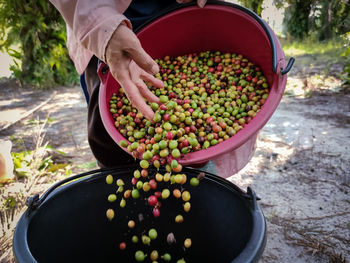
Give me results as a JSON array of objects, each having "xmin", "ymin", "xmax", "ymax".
[
  {"xmin": 238, "ymin": 0, "xmax": 264, "ymax": 16},
  {"xmin": 341, "ymin": 41, "xmax": 350, "ymax": 89},
  {"xmin": 0, "ymin": 0, "xmax": 78, "ymax": 88},
  {"xmin": 275, "ymin": 0, "xmax": 350, "ymax": 41}
]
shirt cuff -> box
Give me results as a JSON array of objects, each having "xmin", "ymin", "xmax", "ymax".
[
  {"xmin": 100, "ymin": 17, "xmax": 132, "ymax": 63},
  {"xmin": 77, "ymin": 12, "xmax": 132, "ymax": 63}
]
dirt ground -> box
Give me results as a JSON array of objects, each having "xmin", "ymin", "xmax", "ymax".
[{"xmin": 0, "ymin": 55, "xmax": 349, "ymax": 262}]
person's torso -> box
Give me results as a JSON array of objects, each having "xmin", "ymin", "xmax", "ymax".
[{"xmin": 124, "ymin": 0, "xmax": 179, "ymax": 30}]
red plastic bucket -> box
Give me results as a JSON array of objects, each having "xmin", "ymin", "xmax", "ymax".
[{"xmin": 98, "ymin": 2, "xmax": 294, "ymax": 177}]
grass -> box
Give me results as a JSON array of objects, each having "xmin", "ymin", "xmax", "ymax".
[
  {"xmin": 280, "ymin": 35, "xmax": 349, "ymax": 58},
  {"xmin": 278, "ymin": 35, "xmax": 350, "ymax": 81}
]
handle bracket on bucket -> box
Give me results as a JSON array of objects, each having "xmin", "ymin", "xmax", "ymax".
[
  {"xmin": 25, "ymin": 194, "xmax": 40, "ymax": 216},
  {"xmin": 97, "ymin": 62, "xmax": 109, "ymax": 84},
  {"xmin": 247, "ymin": 187, "xmax": 259, "ymax": 211},
  {"xmin": 24, "ymin": 167, "xmax": 115, "ymax": 216},
  {"xmin": 281, "ymin": 57, "xmax": 295, "ymax": 75}
]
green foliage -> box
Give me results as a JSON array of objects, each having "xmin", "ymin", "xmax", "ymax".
[
  {"xmin": 281, "ymin": 35, "xmax": 348, "ymax": 58},
  {"xmin": 11, "ymin": 149, "xmax": 53, "ymax": 177},
  {"xmin": 0, "ymin": 0, "xmax": 78, "ymax": 88},
  {"xmin": 310, "ymin": 0, "xmax": 350, "ymax": 41},
  {"xmin": 11, "ymin": 150, "xmax": 35, "ymax": 177},
  {"xmin": 238, "ymin": 0, "xmax": 264, "ymax": 16},
  {"xmin": 281, "ymin": 35, "xmax": 350, "ymax": 73},
  {"xmin": 283, "ymin": 0, "xmax": 313, "ymax": 40},
  {"xmin": 281, "ymin": 34, "xmax": 350, "ymax": 90},
  {"xmin": 340, "ymin": 34, "xmax": 350, "ymax": 88},
  {"xmin": 275, "ymin": 0, "xmax": 350, "ymax": 41},
  {"xmin": 10, "ymin": 144, "xmax": 69, "ymax": 177},
  {"xmin": 342, "ymin": 62, "xmax": 350, "ymax": 87},
  {"xmin": 2, "ymin": 196, "xmax": 16, "ymax": 209},
  {"xmin": 24, "ymin": 117, "xmax": 55, "ymax": 126}
]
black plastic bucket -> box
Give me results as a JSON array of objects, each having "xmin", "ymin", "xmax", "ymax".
[{"xmin": 13, "ymin": 166, "xmax": 266, "ymax": 263}]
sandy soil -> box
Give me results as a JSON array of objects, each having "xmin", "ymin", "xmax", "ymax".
[
  {"xmin": 0, "ymin": 56, "xmax": 349, "ymax": 262},
  {"xmin": 231, "ymin": 90, "xmax": 350, "ymax": 263}
]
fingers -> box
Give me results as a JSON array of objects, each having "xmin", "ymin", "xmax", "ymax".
[
  {"xmin": 129, "ymin": 62, "xmax": 161, "ymax": 103},
  {"xmin": 140, "ymin": 71, "xmax": 164, "ymax": 89},
  {"xmin": 128, "ymin": 49, "xmax": 159, "ymax": 76},
  {"xmin": 119, "ymin": 78, "xmax": 156, "ymax": 121},
  {"xmin": 130, "ymin": 62, "xmax": 163, "ymax": 101},
  {"xmin": 135, "ymin": 80, "xmax": 160, "ymax": 104},
  {"xmin": 113, "ymin": 61, "xmax": 157, "ymax": 121},
  {"xmin": 197, "ymin": 0, "xmax": 207, "ymax": 8},
  {"xmin": 111, "ymin": 24, "xmax": 159, "ymax": 76},
  {"xmin": 106, "ymin": 24, "xmax": 164, "ymax": 121},
  {"xmin": 123, "ymin": 35, "xmax": 159, "ymax": 75}
]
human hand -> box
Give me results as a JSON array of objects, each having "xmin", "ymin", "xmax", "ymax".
[
  {"xmin": 105, "ymin": 24, "xmax": 163, "ymax": 121},
  {"xmin": 176, "ymin": 0, "xmax": 208, "ymax": 8}
]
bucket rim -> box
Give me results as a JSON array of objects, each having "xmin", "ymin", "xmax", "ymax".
[
  {"xmin": 13, "ymin": 166, "xmax": 266, "ymax": 263},
  {"xmin": 134, "ymin": 0, "xmax": 278, "ymax": 73}
]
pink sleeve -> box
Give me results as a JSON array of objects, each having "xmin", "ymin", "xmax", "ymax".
[{"xmin": 50, "ymin": 0, "xmax": 132, "ymax": 63}]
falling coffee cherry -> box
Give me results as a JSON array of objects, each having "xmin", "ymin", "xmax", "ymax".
[{"xmin": 153, "ymin": 207, "xmax": 160, "ymax": 217}]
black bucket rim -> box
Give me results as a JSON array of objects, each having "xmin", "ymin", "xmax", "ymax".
[{"xmin": 13, "ymin": 166, "xmax": 266, "ymax": 263}]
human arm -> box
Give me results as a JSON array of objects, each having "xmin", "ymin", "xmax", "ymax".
[
  {"xmin": 105, "ymin": 0, "xmax": 209, "ymax": 120},
  {"xmin": 105, "ymin": 24, "xmax": 163, "ymax": 121},
  {"xmin": 49, "ymin": 0, "xmax": 132, "ymax": 65},
  {"xmin": 50, "ymin": 0, "xmax": 208, "ymax": 121},
  {"xmin": 49, "ymin": 0, "xmax": 162, "ymax": 120}
]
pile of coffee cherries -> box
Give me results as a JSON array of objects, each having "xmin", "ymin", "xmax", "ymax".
[
  {"xmin": 109, "ymin": 50, "xmax": 270, "ymax": 173},
  {"xmin": 105, "ymin": 51, "xmax": 270, "ymax": 262}
]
